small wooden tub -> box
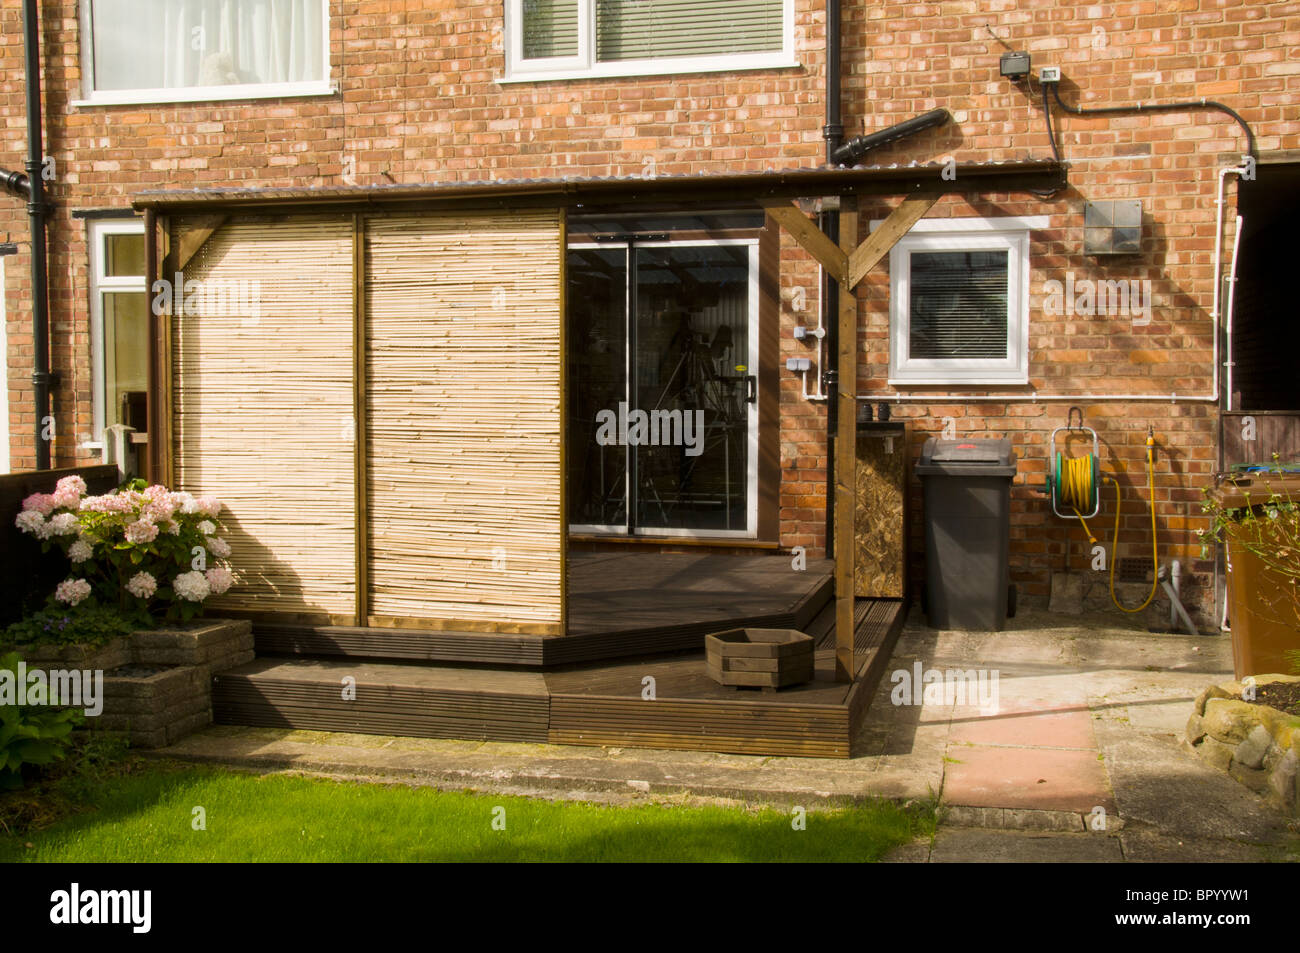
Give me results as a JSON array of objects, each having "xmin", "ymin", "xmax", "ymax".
[{"xmin": 704, "ymin": 627, "xmax": 815, "ymax": 690}]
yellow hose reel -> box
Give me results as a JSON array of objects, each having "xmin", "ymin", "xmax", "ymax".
[
  {"xmin": 1047, "ymin": 411, "xmax": 1158, "ymax": 614},
  {"xmin": 1047, "ymin": 423, "xmax": 1101, "ymax": 540}
]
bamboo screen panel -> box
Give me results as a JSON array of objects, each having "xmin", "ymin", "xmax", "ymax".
[
  {"xmin": 171, "ymin": 217, "xmax": 357, "ymax": 618},
  {"xmin": 365, "ymin": 211, "xmax": 563, "ymax": 633}
]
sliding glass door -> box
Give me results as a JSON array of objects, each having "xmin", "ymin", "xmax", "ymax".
[{"xmin": 568, "ymin": 238, "xmax": 759, "ymax": 537}]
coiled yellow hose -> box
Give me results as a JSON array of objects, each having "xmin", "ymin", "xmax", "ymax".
[{"xmin": 1058, "ymin": 452, "xmax": 1098, "ymax": 543}]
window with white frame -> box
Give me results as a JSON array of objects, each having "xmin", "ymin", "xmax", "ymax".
[
  {"xmin": 88, "ymin": 220, "xmax": 150, "ymax": 446},
  {"xmin": 887, "ymin": 219, "xmax": 1039, "ymax": 386},
  {"xmin": 505, "ymin": 0, "xmax": 795, "ymax": 82},
  {"xmin": 78, "ymin": 0, "xmax": 331, "ymax": 106}
]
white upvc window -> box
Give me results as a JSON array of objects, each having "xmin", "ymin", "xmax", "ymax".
[
  {"xmin": 76, "ymin": 0, "xmax": 333, "ymax": 106},
  {"xmin": 87, "ymin": 219, "xmax": 150, "ymax": 449},
  {"xmin": 503, "ymin": 0, "xmax": 796, "ymax": 83},
  {"xmin": 887, "ymin": 218, "xmax": 1042, "ymax": 386}
]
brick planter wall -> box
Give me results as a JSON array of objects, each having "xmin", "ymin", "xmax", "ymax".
[{"xmin": 14, "ymin": 619, "xmax": 253, "ymax": 749}]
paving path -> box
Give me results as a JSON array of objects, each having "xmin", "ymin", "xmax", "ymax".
[{"xmin": 154, "ymin": 607, "xmax": 1299, "ymax": 862}]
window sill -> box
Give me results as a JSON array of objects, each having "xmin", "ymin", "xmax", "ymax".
[
  {"xmin": 72, "ymin": 81, "xmax": 337, "ymax": 108},
  {"xmin": 887, "ymin": 377, "xmax": 1031, "ymax": 387},
  {"xmin": 499, "ymin": 58, "xmax": 800, "ymax": 85},
  {"xmin": 569, "ymin": 533, "xmax": 778, "ymax": 550}
]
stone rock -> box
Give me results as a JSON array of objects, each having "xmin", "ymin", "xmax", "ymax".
[
  {"xmin": 1268, "ymin": 749, "xmax": 1298, "ymax": 811},
  {"xmin": 1195, "ymin": 736, "xmax": 1235, "ymax": 772},
  {"xmin": 1203, "ymin": 698, "xmax": 1264, "ymax": 745},
  {"xmin": 1234, "ymin": 724, "xmax": 1274, "ymax": 770},
  {"xmin": 1194, "ymin": 683, "xmax": 1232, "ymax": 716},
  {"xmin": 1229, "ymin": 760, "xmax": 1270, "ymax": 794},
  {"xmin": 1186, "ymin": 712, "xmax": 1205, "ymax": 745}
]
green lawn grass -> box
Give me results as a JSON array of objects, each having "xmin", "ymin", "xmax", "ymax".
[{"xmin": 1, "ymin": 764, "xmax": 933, "ymax": 863}]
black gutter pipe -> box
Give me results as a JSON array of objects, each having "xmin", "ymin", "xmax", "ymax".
[
  {"xmin": 1, "ymin": 169, "xmax": 32, "ymax": 200},
  {"xmin": 23, "ymin": 0, "xmax": 52, "ymax": 470},
  {"xmin": 1050, "ymin": 85, "xmax": 1257, "ymax": 162},
  {"xmin": 832, "ymin": 108, "xmax": 952, "ymax": 167},
  {"xmin": 822, "ymin": 0, "xmax": 843, "ymax": 559}
]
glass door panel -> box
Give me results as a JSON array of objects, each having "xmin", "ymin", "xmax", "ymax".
[
  {"xmin": 632, "ymin": 243, "xmax": 753, "ymax": 532},
  {"xmin": 567, "ymin": 245, "xmax": 628, "ymax": 528}
]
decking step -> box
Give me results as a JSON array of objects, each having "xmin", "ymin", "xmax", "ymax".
[
  {"xmin": 210, "ymin": 597, "xmax": 907, "ymax": 758},
  {"xmin": 212, "ymin": 658, "xmax": 551, "ymax": 743}
]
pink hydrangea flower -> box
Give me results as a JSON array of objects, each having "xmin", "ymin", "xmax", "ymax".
[
  {"xmin": 197, "ymin": 495, "xmax": 221, "ymax": 518},
  {"xmin": 15, "ymin": 510, "xmax": 45, "ymax": 535},
  {"xmin": 173, "ymin": 570, "xmax": 211, "ymax": 602},
  {"xmin": 49, "ymin": 512, "xmax": 80, "ymax": 536},
  {"xmin": 68, "ymin": 539, "xmax": 94, "ymax": 563},
  {"xmin": 51, "ymin": 475, "xmax": 88, "ymax": 510},
  {"xmin": 55, "ymin": 579, "xmax": 92, "ymax": 606},
  {"xmin": 21, "ymin": 493, "xmax": 56, "ymax": 516},
  {"xmin": 124, "ymin": 519, "xmax": 160, "ymax": 545},
  {"xmin": 205, "ymin": 567, "xmax": 234, "ymax": 595},
  {"xmin": 206, "ymin": 536, "xmax": 232, "ymax": 558},
  {"xmin": 126, "ymin": 571, "xmax": 158, "ymax": 599}
]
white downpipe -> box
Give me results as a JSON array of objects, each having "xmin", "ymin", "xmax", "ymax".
[
  {"xmin": 1224, "ymin": 213, "xmax": 1243, "ymax": 411},
  {"xmin": 867, "ymin": 162, "xmax": 1251, "ymax": 405}
]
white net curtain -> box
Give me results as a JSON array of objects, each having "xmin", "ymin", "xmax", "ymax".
[{"xmin": 91, "ymin": 0, "xmax": 325, "ymax": 91}]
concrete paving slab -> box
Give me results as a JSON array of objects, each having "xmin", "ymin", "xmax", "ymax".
[
  {"xmin": 1118, "ymin": 830, "xmax": 1270, "ymax": 863},
  {"xmin": 930, "ymin": 828, "xmax": 1124, "ymax": 863},
  {"xmin": 949, "ymin": 706, "xmax": 1098, "ymax": 749},
  {"xmin": 942, "ymin": 744, "xmax": 1116, "ymax": 813}
]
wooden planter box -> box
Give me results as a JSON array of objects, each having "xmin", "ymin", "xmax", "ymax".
[{"xmin": 705, "ymin": 628, "xmax": 815, "ymax": 690}]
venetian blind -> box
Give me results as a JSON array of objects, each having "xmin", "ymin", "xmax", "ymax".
[
  {"xmin": 907, "ymin": 250, "xmax": 1010, "ymax": 360},
  {"xmin": 596, "ymin": 0, "xmax": 784, "ymax": 61}
]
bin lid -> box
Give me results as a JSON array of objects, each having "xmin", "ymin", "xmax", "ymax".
[{"xmin": 916, "ymin": 437, "xmax": 1017, "ymax": 476}]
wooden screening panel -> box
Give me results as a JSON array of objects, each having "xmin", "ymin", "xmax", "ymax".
[
  {"xmin": 365, "ymin": 211, "xmax": 564, "ymax": 633},
  {"xmin": 171, "ymin": 217, "xmax": 357, "ymax": 618}
]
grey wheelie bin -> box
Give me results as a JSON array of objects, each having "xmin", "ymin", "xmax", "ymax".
[{"xmin": 916, "ymin": 438, "xmax": 1018, "ymax": 631}]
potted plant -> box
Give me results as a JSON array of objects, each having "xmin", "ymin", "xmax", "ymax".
[{"xmin": 1201, "ymin": 465, "xmax": 1300, "ymax": 679}]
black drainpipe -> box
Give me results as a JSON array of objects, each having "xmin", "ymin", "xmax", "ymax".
[
  {"xmin": 24, "ymin": 0, "xmax": 53, "ymax": 470},
  {"xmin": 822, "ymin": 0, "xmax": 843, "ymax": 559},
  {"xmin": 1, "ymin": 1, "xmax": 55, "ymax": 470}
]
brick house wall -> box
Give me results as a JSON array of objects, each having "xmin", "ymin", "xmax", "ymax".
[{"xmin": 3, "ymin": 1, "xmax": 1297, "ymax": 625}]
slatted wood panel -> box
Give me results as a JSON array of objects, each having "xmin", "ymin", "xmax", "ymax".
[
  {"xmin": 1222, "ymin": 412, "xmax": 1300, "ymax": 468},
  {"xmin": 365, "ymin": 211, "xmax": 564, "ymax": 633},
  {"xmin": 172, "ymin": 217, "xmax": 356, "ymax": 617}
]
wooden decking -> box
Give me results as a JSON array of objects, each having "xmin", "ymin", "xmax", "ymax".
[
  {"xmin": 212, "ymin": 552, "xmax": 907, "ymax": 758},
  {"xmin": 252, "ymin": 552, "xmax": 833, "ymax": 665},
  {"xmin": 213, "ymin": 593, "xmax": 907, "ymax": 758}
]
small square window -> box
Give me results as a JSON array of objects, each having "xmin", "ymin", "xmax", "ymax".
[
  {"xmin": 505, "ymin": 0, "xmax": 796, "ymax": 82},
  {"xmin": 79, "ymin": 0, "xmax": 331, "ymax": 106},
  {"xmin": 888, "ymin": 224, "xmax": 1031, "ymax": 386}
]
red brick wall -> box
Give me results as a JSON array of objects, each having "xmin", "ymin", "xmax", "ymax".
[{"xmin": 3, "ymin": 1, "xmax": 1298, "ymax": 623}]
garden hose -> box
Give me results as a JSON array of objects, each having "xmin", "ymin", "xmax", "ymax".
[
  {"xmin": 1057, "ymin": 452, "xmax": 1099, "ymax": 543},
  {"xmin": 1107, "ymin": 432, "xmax": 1159, "ymax": 613}
]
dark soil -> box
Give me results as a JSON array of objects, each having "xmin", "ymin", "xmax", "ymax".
[
  {"xmin": 104, "ymin": 664, "xmax": 172, "ymax": 678},
  {"xmin": 1245, "ymin": 680, "xmax": 1300, "ymax": 717}
]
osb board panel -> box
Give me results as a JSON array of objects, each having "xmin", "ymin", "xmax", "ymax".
[
  {"xmin": 365, "ymin": 210, "xmax": 563, "ymax": 630},
  {"xmin": 172, "ymin": 217, "xmax": 356, "ymax": 617},
  {"xmin": 854, "ymin": 428, "xmax": 906, "ymax": 598}
]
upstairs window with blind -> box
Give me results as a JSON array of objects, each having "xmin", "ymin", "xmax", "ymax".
[
  {"xmin": 887, "ymin": 222, "xmax": 1032, "ymax": 385},
  {"xmin": 505, "ymin": 0, "xmax": 795, "ymax": 81}
]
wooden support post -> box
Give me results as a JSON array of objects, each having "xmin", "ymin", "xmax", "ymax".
[
  {"xmin": 352, "ymin": 214, "xmax": 369, "ymax": 628},
  {"xmin": 834, "ymin": 199, "xmax": 859, "ymax": 683}
]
